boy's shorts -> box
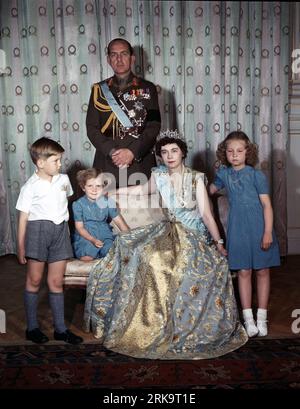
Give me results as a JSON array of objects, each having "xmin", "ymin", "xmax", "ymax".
[{"xmin": 25, "ymin": 220, "xmax": 74, "ymax": 263}]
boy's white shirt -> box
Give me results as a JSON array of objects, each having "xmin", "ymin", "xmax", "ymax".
[{"xmin": 16, "ymin": 172, "xmax": 73, "ymax": 224}]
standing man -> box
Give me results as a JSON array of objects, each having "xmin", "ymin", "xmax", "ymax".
[{"xmin": 86, "ymin": 38, "xmax": 161, "ymax": 187}]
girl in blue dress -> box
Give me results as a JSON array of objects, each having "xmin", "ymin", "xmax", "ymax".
[
  {"xmin": 210, "ymin": 131, "xmax": 280, "ymax": 338},
  {"xmin": 72, "ymin": 168, "xmax": 129, "ymax": 260}
]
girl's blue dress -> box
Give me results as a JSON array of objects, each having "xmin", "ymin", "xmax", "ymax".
[
  {"xmin": 72, "ymin": 195, "xmax": 118, "ymax": 258},
  {"xmin": 214, "ymin": 165, "xmax": 280, "ymax": 270},
  {"xmin": 84, "ymin": 166, "xmax": 248, "ymax": 360}
]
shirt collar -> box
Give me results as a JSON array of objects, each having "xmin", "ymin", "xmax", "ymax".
[{"xmin": 31, "ymin": 171, "xmax": 60, "ymax": 183}]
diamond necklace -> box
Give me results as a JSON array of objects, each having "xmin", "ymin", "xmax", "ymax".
[{"xmin": 170, "ymin": 165, "xmax": 187, "ymax": 207}]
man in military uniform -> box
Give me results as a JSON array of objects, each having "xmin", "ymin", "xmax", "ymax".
[{"xmin": 86, "ymin": 38, "xmax": 161, "ymax": 187}]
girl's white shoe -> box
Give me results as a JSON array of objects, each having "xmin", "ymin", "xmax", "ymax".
[
  {"xmin": 257, "ymin": 320, "xmax": 268, "ymax": 337},
  {"xmin": 244, "ymin": 319, "xmax": 259, "ymax": 337},
  {"xmin": 257, "ymin": 308, "xmax": 268, "ymax": 337},
  {"xmin": 243, "ymin": 308, "xmax": 259, "ymax": 337}
]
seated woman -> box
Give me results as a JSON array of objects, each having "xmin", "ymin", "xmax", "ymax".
[{"xmin": 84, "ymin": 131, "xmax": 248, "ymax": 359}]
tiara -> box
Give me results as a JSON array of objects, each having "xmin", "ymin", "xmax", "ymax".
[{"xmin": 157, "ymin": 129, "xmax": 185, "ymax": 141}]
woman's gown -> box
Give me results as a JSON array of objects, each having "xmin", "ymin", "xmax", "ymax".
[{"xmin": 84, "ymin": 166, "xmax": 248, "ymax": 359}]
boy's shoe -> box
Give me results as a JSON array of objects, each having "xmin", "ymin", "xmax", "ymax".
[
  {"xmin": 53, "ymin": 329, "xmax": 83, "ymax": 345},
  {"xmin": 26, "ymin": 328, "xmax": 49, "ymax": 344}
]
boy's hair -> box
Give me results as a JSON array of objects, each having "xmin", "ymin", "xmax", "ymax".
[
  {"xmin": 216, "ymin": 131, "xmax": 259, "ymax": 167},
  {"xmin": 30, "ymin": 137, "xmax": 64, "ymax": 165},
  {"xmin": 107, "ymin": 38, "xmax": 134, "ymax": 56},
  {"xmin": 155, "ymin": 136, "xmax": 188, "ymax": 159},
  {"xmin": 76, "ymin": 168, "xmax": 103, "ymax": 189}
]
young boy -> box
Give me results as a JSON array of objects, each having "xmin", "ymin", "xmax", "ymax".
[{"xmin": 16, "ymin": 137, "xmax": 83, "ymax": 344}]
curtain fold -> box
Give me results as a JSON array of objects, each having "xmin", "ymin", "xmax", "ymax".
[{"xmin": 0, "ymin": 1, "xmax": 289, "ymax": 255}]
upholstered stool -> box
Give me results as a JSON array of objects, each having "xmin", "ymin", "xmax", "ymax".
[{"xmin": 63, "ymin": 259, "xmax": 98, "ymax": 289}]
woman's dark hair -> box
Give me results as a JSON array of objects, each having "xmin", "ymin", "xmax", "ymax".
[
  {"xmin": 216, "ymin": 131, "xmax": 259, "ymax": 167},
  {"xmin": 155, "ymin": 137, "xmax": 188, "ymax": 159}
]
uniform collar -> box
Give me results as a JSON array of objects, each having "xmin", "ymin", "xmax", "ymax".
[{"xmin": 108, "ymin": 72, "xmax": 139, "ymax": 90}]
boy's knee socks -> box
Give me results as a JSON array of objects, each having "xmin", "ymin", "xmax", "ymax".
[
  {"xmin": 49, "ymin": 292, "xmax": 67, "ymax": 333},
  {"xmin": 24, "ymin": 290, "xmax": 39, "ymax": 331}
]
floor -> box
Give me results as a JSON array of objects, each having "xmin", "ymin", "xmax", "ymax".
[{"xmin": 0, "ymin": 254, "xmax": 299, "ymax": 345}]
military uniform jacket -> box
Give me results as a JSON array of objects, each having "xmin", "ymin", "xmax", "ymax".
[{"xmin": 86, "ymin": 73, "xmax": 161, "ymax": 186}]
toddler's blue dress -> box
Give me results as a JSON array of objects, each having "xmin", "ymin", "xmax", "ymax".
[
  {"xmin": 213, "ymin": 165, "xmax": 280, "ymax": 270},
  {"xmin": 72, "ymin": 195, "xmax": 118, "ymax": 258}
]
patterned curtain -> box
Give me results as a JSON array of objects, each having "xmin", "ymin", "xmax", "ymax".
[{"xmin": 0, "ymin": 0, "xmax": 289, "ymax": 255}]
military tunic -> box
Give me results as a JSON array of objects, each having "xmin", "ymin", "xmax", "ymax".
[{"xmin": 86, "ymin": 72, "xmax": 161, "ymax": 187}]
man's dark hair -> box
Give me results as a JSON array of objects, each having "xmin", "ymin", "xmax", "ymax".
[{"xmin": 107, "ymin": 38, "xmax": 134, "ymax": 56}]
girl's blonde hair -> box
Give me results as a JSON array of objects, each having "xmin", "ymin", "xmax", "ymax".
[
  {"xmin": 216, "ymin": 131, "xmax": 259, "ymax": 167},
  {"xmin": 76, "ymin": 168, "xmax": 102, "ymax": 189}
]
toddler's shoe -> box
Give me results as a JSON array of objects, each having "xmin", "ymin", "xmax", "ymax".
[
  {"xmin": 54, "ymin": 329, "xmax": 83, "ymax": 344},
  {"xmin": 26, "ymin": 328, "xmax": 49, "ymax": 344}
]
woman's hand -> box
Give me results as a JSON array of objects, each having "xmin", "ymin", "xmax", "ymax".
[
  {"xmin": 261, "ymin": 232, "xmax": 273, "ymax": 250},
  {"xmin": 107, "ymin": 188, "xmax": 117, "ymax": 196},
  {"xmin": 216, "ymin": 243, "xmax": 228, "ymax": 257}
]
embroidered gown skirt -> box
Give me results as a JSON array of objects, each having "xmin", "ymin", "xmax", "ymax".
[{"xmin": 84, "ymin": 220, "xmax": 248, "ymax": 360}]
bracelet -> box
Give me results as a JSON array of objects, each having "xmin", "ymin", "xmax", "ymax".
[{"xmin": 214, "ymin": 239, "xmax": 224, "ymax": 245}]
